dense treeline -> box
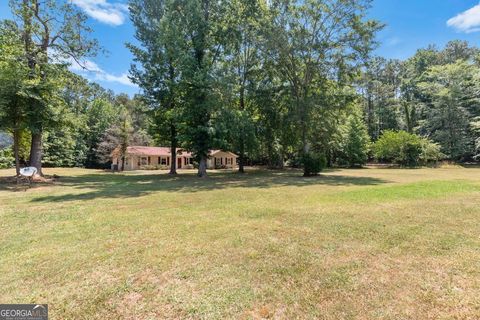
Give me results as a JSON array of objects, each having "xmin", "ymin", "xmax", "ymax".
[
  {"xmin": 0, "ymin": 64, "xmax": 151, "ymax": 170},
  {"xmin": 0, "ymin": 1, "xmax": 151, "ymax": 174},
  {"xmin": 0, "ymin": 0, "xmax": 479, "ymax": 178},
  {"xmin": 128, "ymin": 0, "xmax": 381, "ymax": 176},
  {"xmin": 0, "ymin": 16, "xmax": 150, "ymax": 170},
  {"xmin": 359, "ymin": 41, "xmax": 480, "ymax": 161}
]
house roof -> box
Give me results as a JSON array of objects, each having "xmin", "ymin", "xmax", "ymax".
[
  {"xmin": 113, "ymin": 146, "xmax": 237, "ymax": 158},
  {"xmin": 210, "ymin": 150, "xmax": 238, "ymax": 157},
  {"xmin": 124, "ymin": 146, "xmax": 192, "ymax": 157}
]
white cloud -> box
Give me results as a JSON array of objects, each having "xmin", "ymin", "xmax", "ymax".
[
  {"xmin": 447, "ymin": 3, "xmax": 480, "ymax": 33},
  {"xmin": 68, "ymin": 58, "xmax": 103, "ymax": 73},
  {"xmin": 49, "ymin": 48, "xmax": 136, "ymax": 87},
  {"xmin": 71, "ymin": 0, "xmax": 128, "ymax": 26},
  {"xmin": 69, "ymin": 58, "xmax": 137, "ymax": 87},
  {"xmin": 386, "ymin": 37, "xmax": 401, "ymax": 47},
  {"xmin": 96, "ymin": 72, "xmax": 134, "ymax": 86}
]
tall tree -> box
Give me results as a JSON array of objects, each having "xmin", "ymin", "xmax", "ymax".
[
  {"xmin": 167, "ymin": 0, "xmax": 230, "ymax": 177},
  {"xmin": 222, "ymin": 0, "xmax": 264, "ymax": 173},
  {"xmin": 254, "ymin": 72, "xmax": 293, "ymax": 168},
  {"xmin": 266, "ymin": 0, "xmax": 381, "ymax": 175},
  {"xmin": 359, "ymin": 57, "xmax": 401, "ymax": 139},
  {"xmin": 128, "ymin": 0, "xmax": 182, "ymax": 175},
  {"xmin": 0, "ymin": 21, "xmax": 28, "ymax": 178},
  {"xmin": 339, "ymin": 106, "xmax": 370, "ymax": 167},
  {"xmin": 418, "ymin": 61, "xmax": 479, "ymax": 160},
  {"xmin": 9, "ymin": 0, "xmax": 98, "ymax": 175}
]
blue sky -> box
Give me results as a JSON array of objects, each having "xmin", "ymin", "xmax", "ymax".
[{"xmin": 1, "ymin": 0, "xmax": 479, "ymax": 96}]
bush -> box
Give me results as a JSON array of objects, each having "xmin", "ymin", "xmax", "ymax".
[
  {"xmin": 0, "ymin": 147, "xmax": 14, "ymax": 169},
  {"xmin": 139, "ymin": 165, "xmax": 171, "ymax": 170},
  {"xmin": 419, "ymin": 139, "xmax": 444, "ymax": 164},
  {"xmin": 374, "ymin": 130, "xmax": 443, "ymax": 166},
  {"xmin": 302, "ymin": 152, "xmax": 326, "ymax": 176}
]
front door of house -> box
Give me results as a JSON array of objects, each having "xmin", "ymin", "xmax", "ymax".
[{"xmin": 177, "ymin": 157, "xmax": 182, "ymax": 169}]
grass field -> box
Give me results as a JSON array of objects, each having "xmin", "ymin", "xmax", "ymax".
[{"xmin": 1, "ymin": 166, "xmax": 479, "ymax": 319}]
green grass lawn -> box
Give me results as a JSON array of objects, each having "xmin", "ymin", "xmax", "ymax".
[{"xmin": 1, "ymin": 167, "xmax": 479, "ymax": 319}]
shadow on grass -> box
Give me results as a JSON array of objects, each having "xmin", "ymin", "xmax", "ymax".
[
  {"xmin": 459, "ymin": 163, "xmax": 480, "ymax": 168},
  {"xmin": 30, "ymin": 169, "xmax": 388, "ymax": 203},
  {"xmin": 0, "ymin": 176, "xmax": 56, "ymax": 192}
]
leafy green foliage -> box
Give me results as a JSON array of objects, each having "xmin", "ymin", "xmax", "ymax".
[
  {"xmin": 419, "ymin": 138, "xmax": 444, "ymax": 164},
  {"xmin": 128, "ymin": 0, "xmax": 183, "ymax": 174},
  {"xmin": 374, "ymin": 130, "xmax": 443, "ymax": 166},
  {"xmin": 5, "ymin": 0, "xmax": 100, "ymax": 174},
  {"xmin": 339, "ymin": 109, "xmax": 371, "ymax": 167},
  {"xmin": 97, "ymin": 105, "xmax": 152, "ymax": 170},
  {"xmin": 84, "ymin": 97, "xmax": 120, "ymax": 167},
  {"xmin": 0, "ymin": 21, "xmax": 31, "ymax": 174},
  {"xmin": 129, "ymin": 0, "xmax": 232, "ymax": 177},
  {"xmin": 0, "ymin": 147, "xmax": 13, "ymax": 169},
  {"xmin": 266, "ymin": 0, "xmax": 381, "ymax": 175},
  {"xmin": 417, "ymin": 60, "xmax": 479, "ymax": 160},
  {"xmin": 361, "ymin": 41, "xmax": 480, "ymax": 162},
  {"xmin": 302, "ymin": 152, "xmax": 326, "ymax": 176},
  {"xmin": 42, "ymin": 127, "xmax": 77, "ymax": 167},
  {"xmin": 2, "ymin": 1, "xmax": 479, "ymax": 175},
  {"xmin": 358, "ymin": 57, "xmax": 402, "ymax": 139}
]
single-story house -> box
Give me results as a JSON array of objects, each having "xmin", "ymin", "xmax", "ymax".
[{"xmin": 111, "ymin": 146, "xmax": 238, "ymax": 171}]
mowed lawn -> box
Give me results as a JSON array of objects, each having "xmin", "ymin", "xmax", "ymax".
[{"xmin": 0, "ymin": 167, "xmax": 479, "ymax": 319}]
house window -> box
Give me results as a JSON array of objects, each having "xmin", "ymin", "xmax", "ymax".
[
  {"xmin": 160, "ymin": 157, "xmax": 167, "ymax": 165},
  {"xmin": 125, "ymin": 158, "xmax": 129, "ymax": 165},
  {"xmin": 186, "ymin": 158, "xmax": 193, "ymax": 165},
  {"xmin": 141, "ymin": 157, "xmax": 148, "ymax": 165},
  {"xmin": 226, "ymin": 158, "xmax": 231, "ymax": 165},
  {"xmin": 215, "ymin": 158, "xmax": 221, "ymax": 166}
]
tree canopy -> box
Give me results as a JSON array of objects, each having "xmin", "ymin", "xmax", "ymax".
[{"xmin": 0, "ymin": 1, "xmax": 479, "ymax": 175}]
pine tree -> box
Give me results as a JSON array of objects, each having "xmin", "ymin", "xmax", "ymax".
[{"xmin": 340, "ymin": 108, "xmax": 370, "ymax": 167}]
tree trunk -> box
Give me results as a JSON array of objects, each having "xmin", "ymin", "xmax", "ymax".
[
  {"xmin": 238, "ymin": 137, "xmax": 245, "ymax": 173},
  {"xmin": 169, "ymin": 124, "xmax": 177, "ymax": 175},
  {"xmin": 278, "ymin": 147, "xmax": 284, "ymax": 169},
  {"xmin": 404, "ymin": 103, "xmax": 413, "ymax": 133},
  {"xmin": 267, "ymin": 142, "xmax": 273, "ymax": 169},
  {"xmin": 197, "ymin": 155, "xmax": 207, "ymax": 177},
  {"xmin": 367, "ymin": 93, "xmax": 374, "ymax": 138},
  {"xmin": 23, "ymin": 1, "xmax": 42, "ymax": 177},
  {"xmin": 121, "ymin": 156, "xmax": 125, "ymax": 171},
  {"xmin": 29, "ymin": 130, "xmax": 43, "ymax": 176},
  {"xmin": 298, "ymin": 97, "xmax": 309, "ymax": 177},
  {"xmin": 13, "ymin": 129, "xmax": 21, "ymax": 184},
  {"xmin": 264, "ymin": 124, "xmax": 274, "ymax": 168},
  {"xmin": 302, "ymin": 137, "xmax": 312, "ymax": 177},
  {"xmin": 238, "ymin": 82, "xmax": 246, "ymax": 173}
]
